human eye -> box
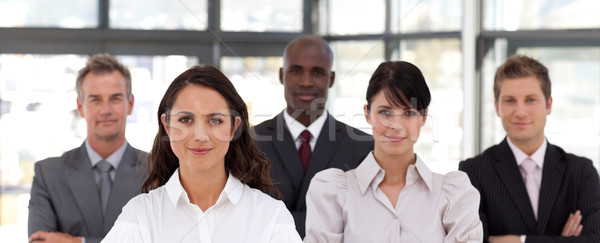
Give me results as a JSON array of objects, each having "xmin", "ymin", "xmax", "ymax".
[
  {"xmin": 404, "ymin": 109, "xmax": 418, "ymax": 116},
  {"xmin": 313, "ymin": 69, "xmax": 325, "ymax": 76},
  {"xmin": 177, "ymin": 116, "xmax": 193, "ymax": 125},
  {"xmin": 289, "ymin": 67, "xmax": 301, "ymax": 74},
  {"xmin": 208, "ymin": 116, "xmax": 224, "ymax": 126},
  {"xmin": 378, "ymin": 109, "xmax": 392, "ymax": 116},
  {"xmin": 503, "ymin": 98, "xmax": 514, "ymax": 103}
]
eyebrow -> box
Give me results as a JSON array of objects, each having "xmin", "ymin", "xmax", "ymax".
[
  {"xmin": 87, "ymin": 93, "xmax": 125, "ymax": 98},
  {"xmin": 376, "ymin": 105, "xmax": 414, "ymax": 110},
  {"xmin": 170, "ymin": 111, "xmax": 228, "ymax": 117}
]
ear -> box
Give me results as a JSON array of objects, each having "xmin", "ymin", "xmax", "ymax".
[
  {"xmin": 364, "ymin": 105, "xmax": 372, "ymax": 125},
  {"xmin": 160, "ymin": 113, "xmax": 170, "ymax": 137},
  {"xmin": 494, "ymin": 100, "xmax": 500, "ymax": 118},
  {"xmin": 127, "ymin": 94, "xmax": 135, "ymax": 115},
  {"xmin": 546, "ymin": 96, "xmax": 553, "ymax": 115},
  {"xmin": 76, "ymin": 97, "xmax": 85, "ymax": 118},
  {"xmin": 279, "ymin": 67, "xmax": 284, "ymax": 85},
  {"xmin": 231, "ymin": 116, "xmax": 242, "ymax": 138},
  {"xmin": 328, "ymin": 71, "xmax": 335, "ymax": 88}
]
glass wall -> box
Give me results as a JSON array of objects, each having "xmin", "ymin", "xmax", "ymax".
[{"xmin": 0, "ymin": 0, "xmax": 599, "ymax": 241}]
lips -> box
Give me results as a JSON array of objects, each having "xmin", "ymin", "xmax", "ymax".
[
  {"xmin": 295, "ymin": 92, "xmax": 317, "ymax": 102},
  {"xmin": 189, "ymin": 147, "xmax": 212, "ymax": 155},
  {"xmin": 385, "ymin": 135, "xmax": 406, "ymax": 142},
  {"xmin": 97, "ymin": 119, "xmax": 117, "ymax": 125}
]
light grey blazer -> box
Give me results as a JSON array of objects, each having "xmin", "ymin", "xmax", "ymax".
[{"xmin": 28, "ymin": 143, "xmax": 148, "ymax": 243}]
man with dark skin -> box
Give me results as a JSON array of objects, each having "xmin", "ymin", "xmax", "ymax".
[{"xmin": 253, "ymin": 35, "xmax": 373, "ymax": 238}]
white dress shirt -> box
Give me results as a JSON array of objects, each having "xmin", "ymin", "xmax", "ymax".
[
  {"xmin": 304, "ymin": 152, "xmax": 483, "ymax": 243},
  {"xmin": 102, "ymin": 169, "xmax": 302, "ymax": 243}
]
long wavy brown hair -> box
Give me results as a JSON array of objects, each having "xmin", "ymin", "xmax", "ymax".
[{"xmin": 142, "ymin": 64, "xmax": 280, "ymax": 198}]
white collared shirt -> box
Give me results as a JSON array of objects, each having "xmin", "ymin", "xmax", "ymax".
[
  {"xmin": 507, "ymin": 137, "xmax": 547, "ymax": 189},
  {"xmin": 102, "ymin": 169, "xmax": 302, "ymax": 243},
  {"xmin": 282, "ymin": 110, "xmax": 328, "ymax": 151},
  {"xmin": 305, "ymin": 152, "xmax": 483, "ymax": 243}
]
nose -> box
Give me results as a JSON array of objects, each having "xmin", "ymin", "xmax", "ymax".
[
  {"xmin": 381, "ymin": 115, "xmax": 405, "ymax": 130},
  {"xmin": 99, "ymin": 101, "xmax": 112, "ymax": 115},
  {"xmin": 298, "ymin": 72, "xmax": 313, "ymax": 87},
  {"xmin": 514, "ymin": 102, "xmax": 528, "ymax": 118},
  {"xmin": 194, "ymin": 122, "xmax": 210, "ymax": 142}
]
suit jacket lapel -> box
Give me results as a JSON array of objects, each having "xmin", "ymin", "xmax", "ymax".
[
  {"xmin": 296, "ymin": 115, "xmax": 341, "ymax": 210},
  {"xmin": 492, "ymin": 139, "xmax": 538, "ymax": 233},
  {"xmin": 63, "ymin": 144, "xmax": 104, "ymax": 236},
  {"xmin": 103, "ymin": 144, "xmax": 145, "ymax": 234},
  {"xmin": 536, "ymin": 142, "xmax": 566, "ymax": 233},
  {"xmin": 268, "ymin": 113, "xmax": 304, "ymax": 189}
]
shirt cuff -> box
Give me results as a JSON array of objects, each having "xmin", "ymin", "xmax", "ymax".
[
  {"xmin": 81, "ymin": 237, "xmax": 86, "ymax": 243},
  {"xmin": 520, "ymin": 235, "xmax": 526, "ymax": 243}
]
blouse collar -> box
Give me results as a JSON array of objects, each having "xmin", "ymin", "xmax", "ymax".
[
  {"xmin": 355, "ymin": 152, "xmax": 433, "ymax": 196},
  {"xmin": 165, "ymin": 168, "xmax": 243, "ymax": 208}
]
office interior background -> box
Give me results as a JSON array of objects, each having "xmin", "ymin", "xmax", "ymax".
[{"xmin": 0, "ymin": 0, "xmax": 599, "ymax": 241}]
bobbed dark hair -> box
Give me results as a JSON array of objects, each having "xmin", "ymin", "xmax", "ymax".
[
  {"xmin": 366, "ymin": 61, "xmax": 431, "ymax": 115},
  {"xmin": 142, "ymin": 64, "xmax": 280, "ymax": 198}
]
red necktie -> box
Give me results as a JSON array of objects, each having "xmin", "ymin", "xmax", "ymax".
[{"xmin": 299, "ymin": 130, "xmax": 312, "ymax": 172}]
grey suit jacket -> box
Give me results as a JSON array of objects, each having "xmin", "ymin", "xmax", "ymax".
[
  {"xmin": 459, "ymin": 138, "xmax": 600, "ymax": 243},
  {"xmin": 253, "ymin": 112, "xmax": 373, "ymax": 238},
  {"xmin": 28, "ymin": 142, "xmax": 148, "ymax": 243}
]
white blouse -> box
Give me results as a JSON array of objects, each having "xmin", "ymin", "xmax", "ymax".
[
  {"xmin": 304, "ymin": 152, "xmax": 483, "ymax": 243},
  {"xmin": 102, "ymin": 169, "xmax": 302, "ymax": 243}
]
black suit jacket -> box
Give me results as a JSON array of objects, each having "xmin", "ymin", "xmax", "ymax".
[
  {"xmin": 253, "ymin": 112, "xmax": 373, "ymax": 238},
  {"xmin": 28, "ymin": 143, "xmax": 148, "ymax": 243},
  {"xmin": 459, "ymin": 138, "xmax": 600, "ymax": 243}
]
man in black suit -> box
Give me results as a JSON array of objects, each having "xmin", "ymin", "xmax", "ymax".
[
  {"xmin": 253, "ymin": 35, "xmax": 373, "ymax": 238},
  {"xmin": 459, "ymin": 55, "xmax": 600, "ymax": 243}
]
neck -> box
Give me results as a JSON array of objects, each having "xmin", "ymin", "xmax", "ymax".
[
  {"xmin": 87, "ymin": 136, "xmax": 125, "ymax": 159},
  {"xmin": 509, "ymin": 136, "xmax": 544, "ymax": 156},
  {"xmin": 372, "ymin": 148, "xmax": 416, "ymax": 184},
  {"xmin": 179, "ymin": 166, "xmax": 227, "ymax": 212},
  {"xmin": 286, "ymin": 108, "xmax": 324, "ymax": 127}
]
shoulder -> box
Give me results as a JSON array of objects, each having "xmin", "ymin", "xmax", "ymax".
[
  {"xmin": 312, "ymin": 168, "xmax": 348, "ymax": 188},
  {"xmin": 122, "ymin": 185, "xmax": 167, "ymax": 215},
  {"xmin": 35, "ymin": 146, "xmax": 82, "ymax": 169},
  {"xmin": 440, "ymin": 171, "xmax": 480, "ymax": 201},
  {"xmin": 252, "ymin": 115, "xmax": 279, "ymax": 134},
  {"xmin": 332, "ymin": 118, "xmax": 372, "ymax": 142},
  {"xmin": 549, "ymin": 144, "xmax": 596, "ymax": 171},
  {"xmin": 459, "ymin": 144, "xmax": 499, "ymax": 170}
]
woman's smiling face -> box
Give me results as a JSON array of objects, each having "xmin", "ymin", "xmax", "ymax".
[{"xmin": 161, "ymin": 84, "xmax": 241, "ymax": 174}]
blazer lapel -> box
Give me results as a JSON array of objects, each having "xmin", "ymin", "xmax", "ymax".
[
  {"xmin": 102, "ymin": 144, "xmax": 146, "ymax": 234},
  {"xmin": 268, "ymin": 113, "xmax": 304, "ymax": 189},
  {"xmin": 492, "ymin": 139, "xmax": 538, "ymax": 233},
  {"xmin": 296, "ymin": 115, "xmax": 341, "ymax": 210},
  {"xmin": 536, "ymin": 143, "xmax": 566, "ymax": 233},
  {"xmin": 63, "ymin": 144, "xmax": 104, "ymax": 236}
]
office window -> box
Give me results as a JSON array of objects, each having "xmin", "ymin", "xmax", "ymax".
[
  {"xmin": 0, "ymin": 0, "xmax": 97, "ymax": 28},
  {"xmin": 329, "ymin": 41, "xmax": 385, "ymax": 132},
  {"xmin": 322, "ymin": 0, "xmax": 385, "ymax": 35},
  {"xmin": 0, "ymin": 54, "xmax": 196, "ymax": 242},
  {"xmin": 484, "ymin": 0, "xmax": 600, "ymax": 30},
  {"xmin": 220, "ymin": 56, "xmax": 284, "ymax": 125},
  {"xmin": 391, "ymin": 0, "xmax": 462, "ymax": 33},
  {"xmin": 393, "ymin": 38, "xmax": 463, "ymax": 173},
  {"xmin": 110, "ymin": 0, "xmax": 207, "ymax": 30},
  {"xmin": 221, "ymin": 0, "xmax": 302, "ymax": 32}
]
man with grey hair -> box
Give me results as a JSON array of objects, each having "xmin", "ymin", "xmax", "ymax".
[
  {"xmin": 28, "ymin": 54, "xmax": 147, "ymax": 243},
  {"xmin": 253, "ymin": 35, "xmax": 373, "ymax": 238}
]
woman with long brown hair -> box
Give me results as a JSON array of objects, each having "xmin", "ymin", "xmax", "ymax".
[{"xmin": 104, "ymin": 65, "xmax": 301, "ymax": 242}]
